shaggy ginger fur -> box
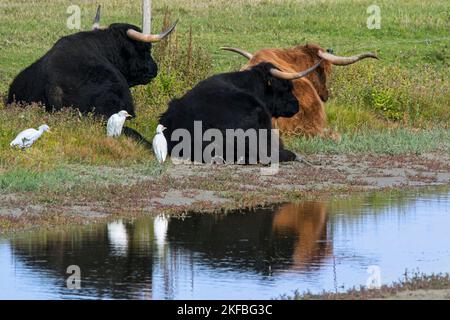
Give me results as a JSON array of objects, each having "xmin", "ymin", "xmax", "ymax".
[{"xmin": 240, "ymin": 44, "xmax": 340, "ymax": 141}]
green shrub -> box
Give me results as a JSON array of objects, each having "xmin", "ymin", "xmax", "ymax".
[{"xmin": 369, "ymin": 87, "xmax": 403, "ymax": 121}]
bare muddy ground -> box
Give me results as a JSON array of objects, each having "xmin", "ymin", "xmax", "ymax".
[{"xmin": 0, "ymin": 152, "xmax": 449, "ymax": 233}]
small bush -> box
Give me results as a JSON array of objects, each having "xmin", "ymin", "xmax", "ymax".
[{"xmin": 369, "ymin": 87, "xmax": 403, "ymax": 121}]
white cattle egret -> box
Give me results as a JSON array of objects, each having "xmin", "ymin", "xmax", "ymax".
[
  {"xmin": 152, "ymin": 124, "xmax": 168, "ymax": 163},
  {"xmin": 107, "ymin": 110, "xmax": 132, "ymax": 137},
  {"xmin": 10, "ymin": 124, "xmax": 51, "ymax": 149}
]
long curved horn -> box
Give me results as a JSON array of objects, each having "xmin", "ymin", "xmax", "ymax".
[
  {"xmin": 92, "ymin": 5, "xmax": 102, "ymax": 30},
  {"xmin": 318, "ymin": 50, "xmax": 378, "ymax": 66},
  {"xmin": 269, "ymin": 59, "xmax": 324, "ymax": 81},
  {"xmin": 127, "ymin": 20, "xmax": 178, "ymax": 43},
  {"xmin": 220, "ymin": 47, "xmax": 253, "ymax": 60}
]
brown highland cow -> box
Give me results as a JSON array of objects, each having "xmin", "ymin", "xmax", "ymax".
[{"xmin": 222, "ymin": 45, "xmax": 378, "ymax": 141}]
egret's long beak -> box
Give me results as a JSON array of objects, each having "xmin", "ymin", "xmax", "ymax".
[
  {"xmin": 47, "ymin": 130, "xmax": 53, "ymax": 134},
  {"xmin": 126, "ymin": 113, "xmax": 132, "ymax": 118}
]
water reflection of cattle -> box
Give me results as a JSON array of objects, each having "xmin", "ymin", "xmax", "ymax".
[
  {"xmin": 272, "ymin": 202, "xmax": 333, "ymax": 269},
  {"xmin": 167, "ymin": 203, "xmax": 332, "ymax": 273},
  {"xmin": 10, "ymin": 220, "xmax": 154, "ymax": 299},
  {"xmin": 167, "ymin": 208, "xmax": 294, "ymax": 273},
  {"xmin": 9, "ymin": 203, "xmax": 333, "ymax": 297},
  {"xmin": 222, "ymin": 45, "xmax": 378, "ymax": 140},
  {"xmin": 7, "ymin": 3, "xmax": 176, "ymax": 119}
]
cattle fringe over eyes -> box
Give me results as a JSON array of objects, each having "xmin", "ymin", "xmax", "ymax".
[{"xmin": 221, "ymin": 45, "xmax": 378, "ymax": 140}]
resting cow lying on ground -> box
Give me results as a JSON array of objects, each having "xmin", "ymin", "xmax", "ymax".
[
  {"xmin": 159, "ymin": 61, "xmax": 322, "ymax": 164},
  {"xmin": 7, "ymin": 4, "xmax": 177, "ymax": 147},
  {"xmin": 221, "ymin": 44, "xmax": 378, "ymax": 141}
]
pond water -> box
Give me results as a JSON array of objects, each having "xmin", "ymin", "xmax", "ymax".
[{"xmin": 1, "ymin": 187, "xmax": 449, "ymax": 300}]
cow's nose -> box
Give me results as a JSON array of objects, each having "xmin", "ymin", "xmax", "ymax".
[
  {"xmin": 149, "ymin": 62, "xmax": 158, "ymax": 78},
  {"xmin": 149, "ymin": 68, "xmax": 157, "ymax": 78}
]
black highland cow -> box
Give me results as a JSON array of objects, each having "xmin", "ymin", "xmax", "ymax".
[
  {"xmin": 159, "ymin": 61, "xmax": 323, "ymax": 164},
  {"xmin": 7, "ymin": 3, "xmax": 177, "ymax": 146}
]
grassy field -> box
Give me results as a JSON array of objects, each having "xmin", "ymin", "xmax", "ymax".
[{"xmin": 0, "ymin": 0, "xmax": 449, "ymax": 190}]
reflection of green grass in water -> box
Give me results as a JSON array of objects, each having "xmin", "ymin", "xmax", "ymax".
[
  {"xmin": 9, "ymin": 217, "xmax": 156, "ymax": 254},
  {"xmin": 8, "ymin": 185, "xmax": 449, "ymax": 238},
  {"xmin": 326, "ymin": 185, "xmax": 450, "ymax": 219}
]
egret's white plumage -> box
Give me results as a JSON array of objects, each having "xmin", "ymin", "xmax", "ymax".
[
  {"xmin": 152, "ymin": 124, "xmax": 168, "ymax": 163},
  {"xmin": 107, "ymin": 110, "xmax": 132, "ymax": 137},
  {"xmin": 10, "ymin": 124, "xmax": 51, "ymax": 149}
]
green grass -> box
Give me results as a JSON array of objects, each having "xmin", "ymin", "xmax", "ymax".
[
  {"xmin": 0, "ymin": 105, "xmax": 156, "ymax": 170},
  {"xmin": 1, "ymin": 0, "xmax": 449, "ymax": 82},
  {"xmin": 0, "ymin": 167, "xmax": 79, "ymax": 192},
  {"xmin": 286, "ymin": 127, "xmax": 450, "ymax": 155},
  {"xmin": 0, "ymin": 163, "xmax": 166, "ymax": 193},
  {"xmin": 0, "ymin": 0, "xmax": 449, "ymax": 178}
]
